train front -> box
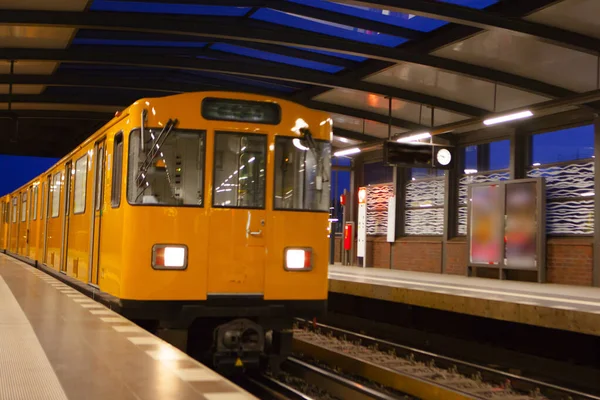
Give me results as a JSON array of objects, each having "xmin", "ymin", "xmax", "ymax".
[{"xmin": 119, "ymin": 92, "xmax": 332, "ymax": 371}]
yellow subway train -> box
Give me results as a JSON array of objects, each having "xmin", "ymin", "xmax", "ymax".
[{"xmin": 0, "ymin": 91, "xmax": 331, "ymax": 371}]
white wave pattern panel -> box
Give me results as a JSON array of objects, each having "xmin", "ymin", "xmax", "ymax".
[
  {"xmin": 406, "ymin": 208, "xmax": 445, "ymax": 235},
  {"xmin": 527, "ymin": 162, "xmax": 594, "ymax": 198},
  {"xmin": 457, "ymin": 172, "xmax": 510, "ymax": 235},
  {"xmin": 545, "ymin": 200, "xmax": 594, "ymax": 235},
  {"xmin": 405, "ymin": 178, "xmax": 445, "ymax": 207},
  {"xmin": 366, "ymin": 184, "xmax": 394, "ymax": 235},
  {"xmin": 527, "ymin": 161, "xmax": 594, "ymax": 235}
]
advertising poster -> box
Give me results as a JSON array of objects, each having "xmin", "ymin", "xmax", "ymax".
[
  {"xmin": 469, "ymin": 185, "xmax": 503, "ymax": 265},
  {"xmin": 505, "ymin": 182, "xmax": 537, "ymax": 269}
]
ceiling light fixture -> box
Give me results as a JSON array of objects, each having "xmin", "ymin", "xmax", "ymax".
[
  {"xmin": 334, "ymin": 147, "xmax": 361, "ymax": 157},
  {"xmin": 396, "ymin": 132, "xmax": 431, "ymax": 143},
  {"xmin": 483, "ymin": 110, "xmax": 533, "ymax": 126}
]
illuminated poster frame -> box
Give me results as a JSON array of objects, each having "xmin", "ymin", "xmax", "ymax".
[{"xmin": 466, "ymin": 178, "xmax": 546, "ymax": 283}]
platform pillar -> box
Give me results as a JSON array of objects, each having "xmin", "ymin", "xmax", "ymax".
[{"xmin": 594, "ymin": 117, "xmax": 600, "ymax": 287}]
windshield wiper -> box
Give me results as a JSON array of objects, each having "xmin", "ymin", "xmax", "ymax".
[
  {"xmin": 300, "ymin": 127, "xmax": 329, "ymax": 190},
  {"xmin": 135, "ymin": 118, "xmax": 179, "ymax": 188}
]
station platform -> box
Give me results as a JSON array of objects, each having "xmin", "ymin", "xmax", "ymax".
[
  {"xmin": 328, "ymin": 265, "xmax": 600, "ymax": 337},
  {"xmin": 0, "ymin": 253, "xmax": 256, "ymax": 400}
]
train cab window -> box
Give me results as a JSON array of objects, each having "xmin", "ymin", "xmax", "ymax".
[
  {"xmin": 128, "ymin": 129, "xmax": 205, "ymax": 206},
  {"xmin": 74, "ymin": 155, "xmax": 88, "ymax": 214},
  {"xmin": 111, "ymin": 134, "xmax": 124, "ymax": 208},
  {"xmin": 51, "ymin": 172, "xmax": 61, "ymax": 218},
  {"xmin": 274, "ymin": 136, "xmax": 331, "ymax": 211},
  {"xmin": 21, "ymin": 193, "xmax": 27, "ymax": 222},
  {"xmin": 212, "ymin": 132, "xmax": 266, "ymax": 208}
]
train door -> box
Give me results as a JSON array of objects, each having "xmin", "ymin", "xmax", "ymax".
[
  {"xmin": 207, "ymin": 132, "xmax": 267, "ymax": 295},
  {"xmin": 60, "ymin": 161, "xmax": 73, "ymax": 273},
  {"xmin": 42, "ymin": 176, "xmax": 51, "ymax": 264},
  {"xmin": 0, "ymin": 201, "xmax": 6, "ymax": 251},
  {"xmin": 10, "ymin": 196, "xmax": 19, "ymax": 253},
  {"xmin": 17, "ymin": 190, "xmax": 28, "ymax": 255},
  {"xmin": 25, "ymin": 186, "xmax": 33, "ymax": 257},
  {"xmin": 29, "ymin": 184, "xmax": 39, "ymax": 260},
  {"xmin": 89, "ymin": 139, "xmax": 106, "ymax": 286}
]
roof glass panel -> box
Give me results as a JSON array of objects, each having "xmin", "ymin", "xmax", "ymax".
[
  {"xmin": 441, "ymin": 0, "xmax": 499, "ymax": 9},
  {"xmin": 252, "ymin": 8, "xmax": 407, "ymax": 47},
  {"xmin": 286, "ymin": 46, "xmax": 367, "ymax": 62},
  {"xmin": 211, "ymin": 43, "xmax": 343, "ymax": 73},
  {"xmin": 288, "ymin": 0, "xmax": 499, "ymax": 33},
  {"xmin": 72, "ymin": 38, "xmax": 208, "ymax": 47},
  {"xmin": 90, "ymin": 1, "xmax": 251, "ymax": 16}
]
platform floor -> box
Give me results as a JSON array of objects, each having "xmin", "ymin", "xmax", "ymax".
[
  {"xmin": 0, "ymin": 253, "xmax": 256, "ymax": 400},
  {"xmin": 329, "ymin": 265, "xmax": 600, "ymax": 336}
]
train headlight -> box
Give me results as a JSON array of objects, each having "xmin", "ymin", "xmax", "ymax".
[
  {"xmin": 152, "ymin": 244, "xmax": 188, "ymax": 270},
  {"xmin": 284, "ymin": 247, "xmax": 312, "ymax": 271}
]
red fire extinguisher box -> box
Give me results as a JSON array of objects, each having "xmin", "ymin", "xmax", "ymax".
[{"xmin": 344, "ymin": 223, "xmax": 353, "ymax": 251}]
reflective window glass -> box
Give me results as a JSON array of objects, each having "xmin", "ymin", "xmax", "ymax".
[
  {"xmin": 489, "ymin": 140, "xmax": 510, "ymax": 170},
  {"xmin": 274, "ymin": 136, "xmax": 331, "ymax": 211},
  {"xmin": 51, "ymin": 173, "xmax": 61, "ymax": 218},
  {"xmin": 128, "ymin": 129, "xmax": 205, "ymax": 206},
  {"xmin": 74, "ymin": 155, "xmax": 88, "ymax": 214},
  {"xmin": 532, "ymin": 125, "xmax": 594, "ymax": 165},
  {"xmin": 12, "ymin": 198, "xmax": 17, "ymax": 223},
  {"xmin": 21, "ymin": 192, "xmax": 27, "ymax": 222},
  {"xmin": 463, "ymin": 145, "xmax": 477, "ymax": 173},
  {"xmin": 213, "ymin": 132, "xmax": 266, "ymax": 208},
  {"xmin": 111, "ymin": 135, "xmax": 124, "ymax": 208}
]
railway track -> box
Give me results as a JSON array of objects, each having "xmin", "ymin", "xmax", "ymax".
[
  {"xmin": 239, "ymin": 357, "xmax": 408, "ymax": 400},
  {"xmin": 293, "ymin": 319, "xmax": 600, "ymax": 400}
]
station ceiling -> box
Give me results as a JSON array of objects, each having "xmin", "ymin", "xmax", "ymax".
[{"xmin": 0, "ymin": 0, "xmax": 599, "ymax": 157}]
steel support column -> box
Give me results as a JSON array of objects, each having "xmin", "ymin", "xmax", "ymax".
[
  {"xmin": 509, "ymin": 129, "xmax": 529, "ymax": 180},
  {"xmin": 593, "ymin": 117, "xmax": 600, "ymax": 286},
  {"xmin": 442, "ymin": 141, "xmax": 460, "ymax": 274}
]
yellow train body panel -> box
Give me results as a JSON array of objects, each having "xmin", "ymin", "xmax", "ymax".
[{"xmin": 0, "ymin": 91, "xmax": 331, "ymax": 324}]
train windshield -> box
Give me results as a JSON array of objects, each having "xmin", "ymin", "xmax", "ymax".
[
  {"xmin": 127, "ymin": 129, "xmax": 205, "ymax": 206},
  {"xmin": 212, "ymin": 132, "xmax": 267, "ymax": 208},
  {"xmin": 274, "ymin": 136, "xmax": 331, "ymax": 212}
]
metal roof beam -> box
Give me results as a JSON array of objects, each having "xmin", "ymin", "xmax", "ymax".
[
  {"xmin": 0, "ymin": 109, "xmax": 112, "ymax": 120},
  {"xmin": 332, "ymin": 0, "xmax": 599, "ymax": 54},
  {"xmin": 1, "ymin": 47, "xmax": 487, "ymax": 117},
  {"xmin": 98, "ymin": 0, "xmax": 595, "ymax": 53},
  {"xmin": 0, "ymin": 74, "xmax": 422, "ymax": 132},
  {"xmin": 292, "ymin": 0, "xmax": 572, "ymax": 103},
  {"xmin": 304, "ymin": 100, "xmax": 427, "ymax": 131},
  {"xmin": 332, "ymin": 127, "xmax": 380, "ymax": 143},
  {"xmin": 75, "ymin": 30, "xmax": 358, "ymax": 68},
  {"xmin": 0, "ymin": 10, "xmax": 574, "ymax": 99},
  {"xmin": 103, "ymin": 0, "xmax": 425, "ymax": 40}
]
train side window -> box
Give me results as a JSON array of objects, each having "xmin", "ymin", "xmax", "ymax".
[
  {"xmin": 51, "ymin": 172, "xmax": 61, "ymax": 218},
  {"xmin": 31, "ymin": 187, "xmax": 38, "ymax": 221},
  {"xmin": 21, "ymin": 193, "xmax": 27, "ymax": 222},
  {"xmin": 12, "ymin": 198, "xmax": 17, "ymax": 223},
  {"xmin": 74, "ymin": 155, "xmax": 88, "ymax": 214},
  {"xmin": 111, "ymin": 133, "xmax": 124, "ymax": 208}
]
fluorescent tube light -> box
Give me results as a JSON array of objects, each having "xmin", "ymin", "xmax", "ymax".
[
  {"xmin": 334, "ymin": 147, "xmax": 361, "ymax": 157},
  {"xmin": 483, "ymin": 110, "xmax": 533, "ymax": 126},
  {"xmin": 397, "ymin": 132, "xmax": 431, "ymax": 142}
]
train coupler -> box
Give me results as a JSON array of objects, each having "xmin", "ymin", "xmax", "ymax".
[{"xmin": 213, "ymin": 318, "xmax": 265, "ymax": 374}]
